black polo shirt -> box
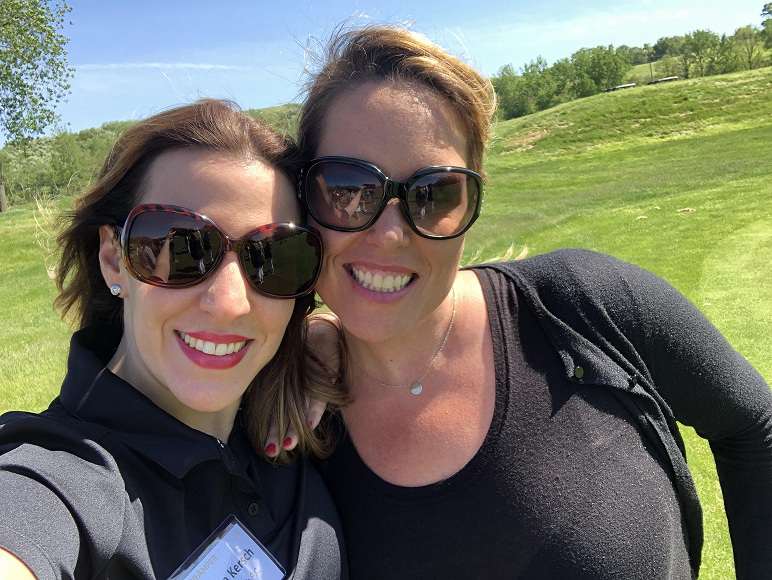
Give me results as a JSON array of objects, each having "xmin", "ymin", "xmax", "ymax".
[{"xmin": 0, "ymin": 326, "xmax": 345, "ymax": 579}]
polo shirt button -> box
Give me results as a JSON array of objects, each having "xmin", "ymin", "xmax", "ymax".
[
  {"xmin": 248, "ymin": 502, "xmax": 260, "ymax": 517},
  {"xmin": 574, "ymin": 366, "xmax": 585, "ymax": 380}
]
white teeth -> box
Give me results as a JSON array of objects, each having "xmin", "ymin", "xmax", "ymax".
[
  {"xmin": 351, "ymin": 267, "xmax": 413, "ymax": 293},
  {"xmin": 179, "ymin": 332, "xmax": 247, "ymax": 357}
]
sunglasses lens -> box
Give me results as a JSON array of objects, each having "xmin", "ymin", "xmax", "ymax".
[
  {"xmin": 239, "ymin": 226, "xmax": 322, "ymax": 298},
  {"xmin": 407, "ymin": 171, "xmax": 480, "ymax": 237},
  {"xmin": 126, "ymin": 210, "xmax": 223, "ymax": 286},
  {"xmin": 306, "ymin": 162, "xmax": 384, "ymax": 230}
]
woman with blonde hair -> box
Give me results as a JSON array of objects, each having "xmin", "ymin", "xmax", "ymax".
[
  {"xmin": 0, "ymin": 100, "xmax": 346, "ymax": 579},
  {"xmin": 291, "ymin": 26, "xmax": 772, "ymax": 579}
]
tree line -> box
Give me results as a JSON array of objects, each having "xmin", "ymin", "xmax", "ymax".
[
  {"xmin": 493, "ymin": 4, "xmax": 772, "ymax": 120},
  {"xmin": 1, "ymin": 3, "xmax": 771, "ymax": 208}
]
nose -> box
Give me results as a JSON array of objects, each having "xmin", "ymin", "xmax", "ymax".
[
  {"xmin": 199, "ymin": 252, "xmax": 252, "ymax": 320},
  {"xmin": 366, "ymin": 199, "xmax": 410, "ymax": 249}
]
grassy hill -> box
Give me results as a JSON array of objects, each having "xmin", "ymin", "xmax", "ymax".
[
  {"xmin": 1, "ymin": 66, "xmax": 771, "ymax": 579},
  {"xmin": 0, "ymin": 104, "xmax": 301, "ymax": 206}
]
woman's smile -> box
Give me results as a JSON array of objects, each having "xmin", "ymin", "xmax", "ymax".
[{"xmin": 175, "ymin": 330, "xmax": 252, "ymax": 369}]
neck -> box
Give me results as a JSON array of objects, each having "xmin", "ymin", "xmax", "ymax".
[
  {"xmin": 108, "ymin": 341, "xmax": 239, "ymax": 442},
  {"xmin": 345, "ymin": 286, "xmax": 457, "ymax": 393}
]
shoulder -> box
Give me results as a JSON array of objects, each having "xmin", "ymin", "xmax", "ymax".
[
  {"xmin": 0, "ymin": 409, "xmax": 128, "ymax": 577},
  {"xmin": 474, "ymin": 249, "xmax": 653, "ymax": 305},
  {"xmin": 1, "ymin": 406, "xmax": 117, "ymax": 468},
  {"xmin": 470, "ymin": 249, "xmax": 690, "ymax": 338},
  {"xmin": 476, "ymin": 248, "xmax": 637, "ymax": 286},
  {"xmin": 0, "ymin": 407, "xmax": 128, "ymax": 519}
]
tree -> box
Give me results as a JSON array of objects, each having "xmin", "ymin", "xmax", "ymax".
[
  {"xmin": 616, "ymin": 45, "xmax": 649, "ymax": 65},
  {"xmin": 549, "ymin": 58, "xmax": 576, "ymax": 103},
  {"xmin": 653, "ymin": 35, "xmax": 685, "ymax": 60},
  {"xmin": 684, "ymin": 30, "xmax": 720, "ymax": 77},
  {"xmin": 708, "ymin": 34, "xmax": 740, "ymax": 75},
  {"xmin": 733, "ymin": 25, "xmax": 765, "ymax": 69},
  {"xmin": 491, "ymin": 64, "xmax": 523, "ymax": 119},
  {"xmin": 0, "ymin": 0, "xmax": 72, "ymax": 211},
  {"xmin": 762, "ymin": 3, "xmax": 772, "ymax": 48},
  {"xmin": 571, "ymin": 46, "xmax": 631, "ymax": 96},
  {"xmin": 492, "ymin": 58, "xmax": 560, "ymax": 120}
]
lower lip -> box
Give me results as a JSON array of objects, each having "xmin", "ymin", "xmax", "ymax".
[
  {"xmin": 176, "ymin": 334, "xmax": 251, "ymax": 369},
  {"xmin": 347, "ymin": 270, "xmax": 415, "ymax": 303}
]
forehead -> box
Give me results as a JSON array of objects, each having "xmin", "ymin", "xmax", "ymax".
[
  {"xmin": 316, "ymin": 80, "xmax": 469, "ymax": 179},
  {"xmin": 139, "ymin": 149, "xmax": 299, "ymax": 234}
]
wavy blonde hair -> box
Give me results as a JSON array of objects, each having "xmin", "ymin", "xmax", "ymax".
[{"xmin": 298, "ymin": 25, "xmax": 497, "ymax": 172}]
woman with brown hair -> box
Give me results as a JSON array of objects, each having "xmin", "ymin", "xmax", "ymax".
[
  {"xmin": 290, "ymin": 26, "xmax": 772, "ymax": 579},
  {"xmin": 0, "ymin": 100, "xmax": 346, "ymax": 579}
]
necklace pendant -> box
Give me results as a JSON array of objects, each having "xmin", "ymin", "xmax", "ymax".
[{"xmin": 409, "ymin": 382, "xmax": 423, "ymax": 396}]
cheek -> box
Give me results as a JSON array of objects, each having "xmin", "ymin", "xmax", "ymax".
[
  {"xmin": 260, "ymin": 299, "xmax": 296, "ymax": 341},
  {"xmin": 121, "ymin": 283, "xmax": 191, "ymax": 341},
  {"xmin": 423, "ymin": 237, "xmax": 464, "ymax": 275},
  {"xmin": 317, "ymin": 229, "xmax": 355, "ymax": 281}
]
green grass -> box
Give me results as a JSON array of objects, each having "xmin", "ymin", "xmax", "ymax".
[
  {"xmin": 624, "ymin": 61, "xmax": 662, "ymax": 84},
  {"xmin": 0, "ymin": 200, "xmax": 72, "ymax": 412},
  {"xmin": 2, "ymin": 66, "xmax": 771, "ymax": 579},
  {"xmin": 249, "ymin": 103, "xmax": 301, "ymax": 138}
]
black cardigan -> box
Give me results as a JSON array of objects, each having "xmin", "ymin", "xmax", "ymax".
[{"xmin": 322, "ymin": 249, "xmax": 772, "ymax": 579}]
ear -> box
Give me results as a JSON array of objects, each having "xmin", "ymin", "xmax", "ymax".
[{"xmin": 98, "ymin": 225, "xmax": 128, "ymax": 295}]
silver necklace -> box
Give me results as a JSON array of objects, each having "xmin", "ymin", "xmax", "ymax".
[{"xmin": 355, "ymin": 288, "xmax": 457, "ymax": 396}]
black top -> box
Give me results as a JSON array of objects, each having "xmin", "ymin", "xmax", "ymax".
[
  {"xmin": 320, "ymin": 250, "xmax": 772, "ymax": 579},
  {"xmin": 0, "ymin": 325, "xmax": 346, "ymax": 580}
]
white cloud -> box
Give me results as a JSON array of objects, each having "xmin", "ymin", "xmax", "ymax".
[
  {"xmin": 431, "ymin": 1, "xmax": 762, "ymax": 74},
  {"xmin": 77, "ymin": 62, "xmax": 255, "ymax": 72}
]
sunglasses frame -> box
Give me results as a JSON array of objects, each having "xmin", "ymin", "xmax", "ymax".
[
  {"xmin": 299, "ymin": 156, "xmax": 483, "ymax": 240},
  {"xmin": 116, "ymin": 203, "xmax": 323, "ymax": 299}
]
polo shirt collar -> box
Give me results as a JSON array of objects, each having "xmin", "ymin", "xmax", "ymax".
[{"xmin": 59, "ymin": 325, "xmax": 261, "ymax": 484}]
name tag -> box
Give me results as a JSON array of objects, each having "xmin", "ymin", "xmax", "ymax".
[{"xmin": 168, "ymin": 515, "xmax": 285, "ymax": 580}]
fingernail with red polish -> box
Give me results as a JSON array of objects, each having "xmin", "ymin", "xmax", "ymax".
[
  {"xmin": 282, "ymin": 437, "xmax": 293, "ymax": 449},
  {"xmin": 265, "ymin": 443, "xmax": 277, "ymax": 456}
]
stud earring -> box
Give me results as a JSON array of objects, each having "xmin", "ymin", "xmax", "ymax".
[{"xmin": 110, "ymin": 284, "xmax": 122, "ymax": 297}]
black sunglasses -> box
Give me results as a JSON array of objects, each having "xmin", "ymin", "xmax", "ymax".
[
  {"xmin": 117, "ymin": 204, "xmax": 323, "ymax": 299},
  {"xmin": 299, "ymin": 156, "xmax": 483, "ymax": 240}
]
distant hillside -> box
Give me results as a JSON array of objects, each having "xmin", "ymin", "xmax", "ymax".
[
  {"xmin": 1, "ymin": 67, "xmax": 770, "ymax": 207},
  {"xmin": 0, "ymin": 103, "xmax": 301, "ymax": 206},
  {"xmin": 248, "ymin": 103, "xmax": 301, "ymax": 137},
  {"xmin": 489, "ymin": 65, "xmax": 772, "ymax": 159}
]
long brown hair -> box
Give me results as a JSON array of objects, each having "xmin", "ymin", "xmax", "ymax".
[
  {"xmin": 55, "ymin": 99, "xmax": 346, "ymax": 460},
  {"xmin": 298, "ymin": 25, "xmax": 497, "ymax": 172}
]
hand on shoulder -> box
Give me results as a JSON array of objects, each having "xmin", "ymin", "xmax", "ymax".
[{"xmin": 263, "ymin": 312, "xmax": 347, "ymax": 456}]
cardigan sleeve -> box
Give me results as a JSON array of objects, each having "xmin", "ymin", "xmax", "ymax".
[{"xmin": 597, "ymin": 252, "xmax": 772, "ymax": 579}]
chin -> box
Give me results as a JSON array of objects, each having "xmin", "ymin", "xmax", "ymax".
[
  {"xmin": 168, "ymin": 382, "xmax": 244, "ymax": 415},
  {"xmin": 341, "ymin": 312, "xmax": 409, "ymax": 344}
]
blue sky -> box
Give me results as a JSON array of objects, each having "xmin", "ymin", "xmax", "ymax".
[{"xmin": 59, "ymin": 0, "xmax": 766, "ymax": 132}]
